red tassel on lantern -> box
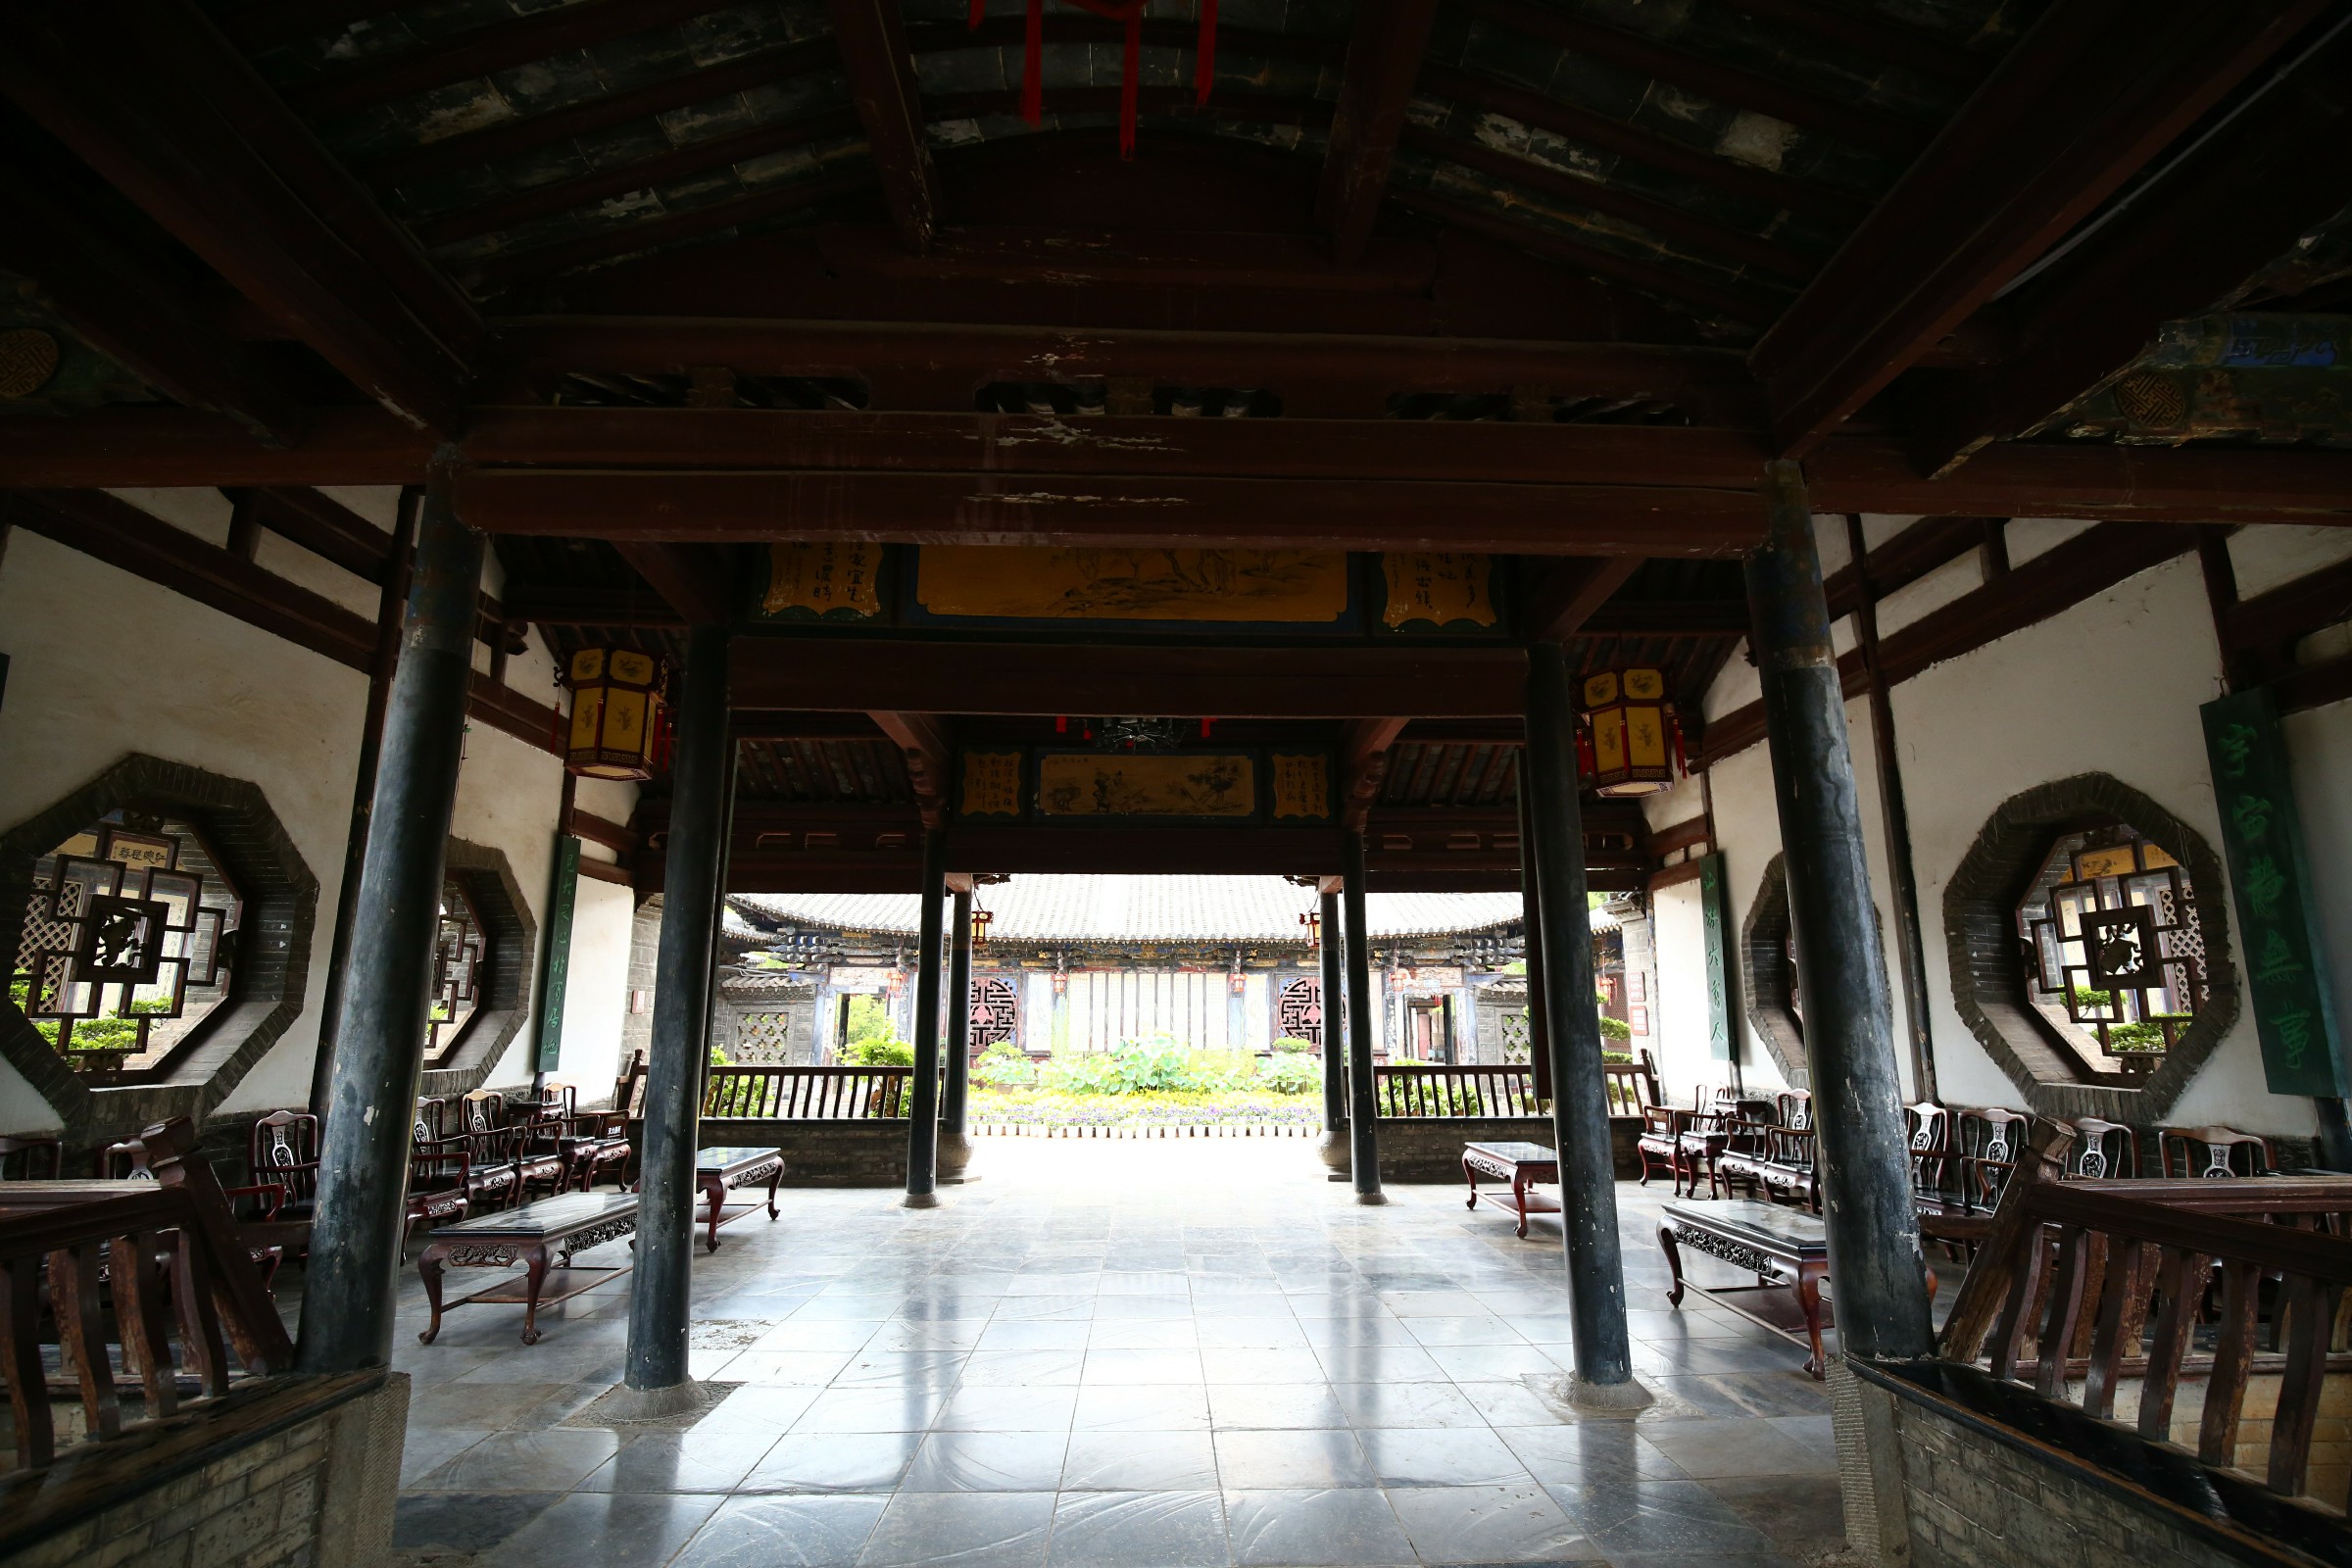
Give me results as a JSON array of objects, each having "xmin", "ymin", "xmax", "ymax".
[{"xmin": 974, "ymin": 0, "xmax": 1217, "ymax": 156}]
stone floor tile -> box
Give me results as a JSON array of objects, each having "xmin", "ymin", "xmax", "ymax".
[
  {"xmin": 1047, "ymin": 1490, "xmax": 1230, "ymax": 1568},
  {"xmin": 831, "ymin": 1348, "xmax": 969, "ymax": 1389},
  {"xmin": 577, "ymin": 1432, "xmax": 771, "ymax": 1494},
  {"xmin": 1549, "ymin": 1476, "xmax": 1772, "ymax": 1557},
  {"xmin": 1357, "ymin": 1427, "xmax": 1534, "ymax": 1488},
  {"xmin": 960, "ymin": 1348, "xmax": 1088, "ymax": 1386},
  {"xmin": 405, "ymin": 1380, "xmax": 570, "ymax": 1431},
  {"xmin": 493, "ymin": 1490, "xmax": 724, "ymax": 1567},
  {"xmin": 399, "ymin": 1427, "xmax": 489, "ymax": 1487},
  {"xmin": 933, "ymin": 1385, "xmax": 1080, "ymax": 1432},
  {"xmin": 1090, "ymin": 1318, "xmax": 1201, "ymax": 1349},
  {"xmin": 793, "ymin": 1387, "xmax": 952, "ymax": 1434},
  {"xmin": 858, "ymin": 1489, "xmax": 1055, "ymax": 1567},
  {"xmin": 392, "ymin": 1492, "xmax": 563, "ymax": 1552},
  {"xmin": 979, "ymin": 1320, "xmax": 1094, "ymax": 1350},
  {"xmin": 1384, "ymin": 1481, "xmax": 1600, "ymax": 1564},
  {"xmin": 410, "ymin": 1429, "xmax": 622, "ymax": 1492},
  {"xmin": 695, "ymin": 1384, "xmax": 823, "ymax": 1437},
  {"xmin": 1081, "ymin": 1349, "xmax": 1209, "ymax": 1387},
  {"xmin": 1224, "ymin": 1488, "xmax": 1418, "ymax": 1567},
  {"xmin": 669, "ymin": 1493, "xmax": 889, "ymax": 1567},
  {"xmin": 1061, "ymin": 1429, "xmax": 1222, "ymax": 1491},
  {"xmin": 726, "ymin": 1349, "xmax": 858, "ymax": 1386},
  {"xmin": 1200, "ymin": 1348, "xmax": 1329, "ymax": 1384},
  {"xmin": 1638, "ymin": 1416, "xmax": 1837, "ymax": 1479},
  {"xmin": 1214, "ymin": 1428, "xmax": 1376, "ymax": 1489},
  {"xmin": 1402, "ymin": 1314, "xmax": 1526, "ymax": 1347},
  {"xmin": 1493, "ymin": 1424, "xmax": 1684, "ymax": 1487},
  {"xmin": 1330, "ymin": 1380, "xmax": 1488, "ymax": 1429},
  {"xmin": 1206, "ymin": 1382, "xmax": 1349, "ymax": 1430},
  {"xmin": 741, "ymin": 1432, "xmax": 925, "ymax": 1493},
  {"xmin": 904, "ymin": 1431, "xmax": 1072, "ymax": 1492},
  {"xmin": 1698, "ymin": 1472, "xmax": 1848, "ymax": 1555},
  {"xmin": 1312, "ymin": 1344, "xmax": 1450, "ymax": 1384}
]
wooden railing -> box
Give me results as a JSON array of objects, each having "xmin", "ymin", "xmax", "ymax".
[
  {"xmin": 1940, "ymin": 1173, "xmax": 2352, "ymax": 1508},
  {"xmin": 1604, "ymin": 1053, "xmax": 1660, "ymax": 1116},
  {"xmin": 0, "ymin": 1122, "xmax": 295, "ymax": 1469},
  {"xmin": 704, "ymin": 1064, "xmax": 911, "ymax": 1119},
  {"xmin": 1376, "ymin": 1064, "xmax": 1540, "ymax": 1118}
]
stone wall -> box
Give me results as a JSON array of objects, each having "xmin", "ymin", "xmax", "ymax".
[
  {"xmin": 1367, "ymin": 1116, "xmax": 1643, "ymax": 1183},
  {"xmin": 0, "ymin": 1371, "xmax": 407, "ymax": 1568},
  {"xmin": 699, "ymin": 1117, "xmax": 907, "ymax": 1186}
]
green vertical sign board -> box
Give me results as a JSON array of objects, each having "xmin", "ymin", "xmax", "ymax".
[
  {"xmin": 2201, "ymin": 688, "xmax": 2347, "ymax": 1096},
  {"xmin": 1698, "ymin": 853, "xmax": 1736, "ymax": 1061},
  {"xmin": 533, "ymin": 835, "xmax": 582, "ymax": 1074}
]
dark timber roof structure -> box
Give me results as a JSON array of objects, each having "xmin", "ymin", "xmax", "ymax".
[{"xmin": 4, "ymin": 0, "xmax": 2352, "ymax": 894}]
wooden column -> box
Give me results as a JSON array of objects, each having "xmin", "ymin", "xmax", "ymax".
[
  {"xmin": 622, "ymin": 624, "xmax": 733, "ymax": 1397},
  {"xmin": 1318, "ymin": 890, "xmax": 1349, "ymax": 1179},
  {"xmin": 938, "ymin": 887, "xmax": 974, "ymax": 1179},
  {"xmin": 296, "ymin": 459, "xmax": 479, "ymax": 1376},
  {"xmin": 1748, "ymin": 462, "xmax": 1933, "ymax": 1362},
  {"xmin": 1343, "ymin": 832, "xmax": 1386, "ymax": 1204},
  {"xmin": 904, "ymin": 829, "xmax": 948, "ymax": 1207},
  {"xmin": 1526, "ymin": 643, "xmax": 1637, "ymax": 1396},
  {"xmin": 1844, "ymin": 514, "xmax": 1936, "ymax": 1104},
  {"xmin": 1516, "ymin": 774, "xmax": 1553, "ymax": 1103},
  {"xmin": 308, "ymin": 486, "xmax": 418, "ymax": 1120}
]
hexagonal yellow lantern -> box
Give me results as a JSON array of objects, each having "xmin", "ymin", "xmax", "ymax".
[
  {"xmin": 564, "ymin": 647, "xmax": 670, "ymax": 780},
  {"xmin": 1581, "ymin": 666, "xmax": 1683, "ymax": 798}
]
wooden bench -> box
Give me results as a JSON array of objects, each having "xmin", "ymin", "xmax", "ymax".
[
  {"xmin": 1461, "ymin": 1141, "xmax": 1560, "ymax": 1239},
  {"xmin": 693, "ymin": 1146, "xmax": 785, "ymax": 1252},
  {"xmin": 416, "ymin": 1190, "xmax": 638, "ymax": 1347}
]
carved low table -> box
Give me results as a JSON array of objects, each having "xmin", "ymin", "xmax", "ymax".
[
  {"xmin": 695, "ymin": 1146, "xmax": 785, "ymax": 1252},
  {"xmin": 1659, "ymin": 1198, "xmax": 1833, "ymax": 1377},
  {"xmin": 1461, "ymin": 1141, "xmax": 1562, "ymax": 1239},
  {"xmin": 417, "ymin": 1191, "xmax": 638, "ymax": 1346}
]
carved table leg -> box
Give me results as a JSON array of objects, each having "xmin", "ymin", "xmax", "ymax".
[
  {"xmin": 1511, "ymin": 1170, "xmax": 1531, "ymax": 1240},
  {"xmin": 1661, "ymin": 1224, "xmax": 1686, "ymax": 1308},
  {"xmin": 417, "ymin": 1243, "xmax": 450, "ymax": 1345},
  {"xmin": 704, "ymin": 1176, "xmax": 725, "ymax": 1252},
  {"xmin": 1796, "ymin": 1261, "xmax": 1827, "ymax": 1379},
  {"xmin": 1462, "ymin": 1154, "xmax": 1480, "ymax": 1212},
  {"xmin": 764, "ymin": 1160, "xmax": 783, "ymax": 1221},
  {"xmin": 518, "ymin": 1242, "xmax": 553, "ymax": 1346}
]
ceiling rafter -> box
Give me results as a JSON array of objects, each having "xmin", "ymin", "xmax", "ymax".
[
  {"xmin": 1711, "ymin": 0, "xmax": 1988, "ymax": 88},
  {"xmin": 469, "ymin": 172, "xmax": 875, "ymax": 287},
  {"xmin": 1319, "ymin": 0, "xmax": 1443, "ymax": 266},
  {"xmin": 1448, "ymin": 0, "xmax": 1936, "ymax": 150},
  {"xmin": 612, "ymin": 541, "xmax": 735, "ymax": 624},
  {"xmin": 824, "ymin": 0, "xmax": 941, "ymax": 254},
  {"xmin": 1340, "ymin": 717, "xmax": 1413, "ymax": 830},
  {"xmin": 1749, "ymin": 0, "xmax": 2337, "ymax": 459},
  {"xmin": 1524, "ymin": 558, "xmax": 1643, "ymax": 643}
]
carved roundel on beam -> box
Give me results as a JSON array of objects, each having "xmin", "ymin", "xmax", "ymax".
[{"xmin": 1942, "ymin": 772, "xmax": 2238, "ymax": 1124}]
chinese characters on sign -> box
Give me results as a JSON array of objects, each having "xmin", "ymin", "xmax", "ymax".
[
  {"xmin": 958, "ymin": 752, "xmax": 1024, "ymax": 818},
  {"xmin": 762, "ymin": 543, "xmax": 883, "ymax": 618},
  {"xmin": 1380, "ymin": 553, "xmax": 1496, "ymax": 629},
  {"xmin": 2201, "ymin": 689, "xmax": 2345, "ymax": 1095},
  {"xmin": 1269, "ymin": 753, "xmax": 1332, "ymax": 820}
]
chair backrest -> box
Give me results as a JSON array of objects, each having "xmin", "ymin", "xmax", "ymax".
[
  {"xmin": 2159, "ymin": 1124, "xmax": 2274, "ymax": 1179},
  {"xmin": 0, "ymin": 1134, "xmax": 64, "ymax": 1181},
  {"xmin": 1956, "ymin": 1107, "xmax": 2028, "ymax": 1165},
  {"xmin": 2067, "ymin": 1116, "xmax": 2138, "ymax": 1179},
  {"xmin": 613, "ymin": 1050, "xmax": 649, "ymax": 1117},
  {"xmin": 1904, "ymin": 1102, "xmax": 1949, "ymax": 1152},
  {"xmin": 461, "ymin": 1089, "xmax": 504, "ymax": 1135},
  {"xmin": 99, "ymin": 1137, "xmax": 157, "ymax": 1180},
  {"xmin": 1777, "ymin": 1090, "xmax": 1813, "ymax": 1132},
  {"xmin": 248, "ymin": 1109, "xmax": 319, "ymax": 1192},
  {"xmin": 414, "ymin": 1095, "xmax": 450, "ymax": 1145}
]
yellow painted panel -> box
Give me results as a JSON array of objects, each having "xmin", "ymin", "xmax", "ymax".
[
  {"xmin": 1381, "ymin": 553, "xmax": 1494, "ymax": 627},
  {"xmin": 1038, "ymin": 754, "xmax": 1256, "ymax": 817},
  {"xmin": 919, "ymin": 548, "xmax": 1347, "ymax": 621}
]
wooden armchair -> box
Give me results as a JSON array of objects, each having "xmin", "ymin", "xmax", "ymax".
[
  {"xmin": 247, "ymin": 1109, "xmax": 319, "ymax": 1220},
  {"xmin": 1956, "ymin": 1107, "xmax": 2031, "ymax": 1209},
  {"xmin": 2158, "ymin": 1125, "xmax": 2277, "ymax": 1179},
  {"xmin": 1905, "ymin": 1102, "xmax": 1957, "ymax": 1211},
  {"xmin": 102, "ymin": 1127, "xmax": 304, "ymax": 1286},
  {"xmin": 2064, "ymin": 1116, "xmax": 2140, "ymax": 1180},
  {"xmin": 405, "ymin": 1099, "xmax": 480, "ymax": 1248},
  {"xmin": 0, "ymin": 1134, "xmax": 63, "ymax": 1180},
  {"xmin": 462, "ymin": 1089, "xmax": 564, "ymax": 1199},
  {"xmin": 1636, "ymin": 1104, "xmax": 1688, "ymax": 1189}
]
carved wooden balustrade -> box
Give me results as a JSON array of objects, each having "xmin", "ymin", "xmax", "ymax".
[
  {"xmin": 1375, "ymin": 1064, "xmax": 1540, "ymax": 1118},
  {"xmin": 1939, "ymin": 1174, "xmax": 2352, "ymax": 1510},
  {"xmin": 0, "ymin": 1143, "xmax": 296, "ymax": 1469},
  {"xmin": 703, "ymin": 1064, "xmax": 912, "ymax": 1119}
]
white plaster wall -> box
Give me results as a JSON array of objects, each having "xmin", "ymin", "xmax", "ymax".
[
  {"xmin": 1, "ymin": 531, "xmax": 368, "ymax": 1130},
  {"xmin": 455, "ymin": 725, "xmax": 567, "ymax": 1091},
  {"xmin": 553, "ymin": 877, "xmax": 639, "ymax": 1101}
]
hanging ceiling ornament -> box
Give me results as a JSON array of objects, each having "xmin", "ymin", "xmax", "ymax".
[{"xmin": 969, "ymin": 0, "xmax": 1217, "ymax": 157}]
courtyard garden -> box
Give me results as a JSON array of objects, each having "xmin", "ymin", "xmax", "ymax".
[{"xmin": 964, "ymin": 1034, "xmax": 1323, "ymax": 1130}]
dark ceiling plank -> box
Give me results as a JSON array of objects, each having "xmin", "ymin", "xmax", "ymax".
[
  {"xmin": 1803, "ymin": 439, "xmax": 2352, "ymax": 524},
  {"xmin": 1748, "ymin": 0, "xmax": 2335, "ymax": 459},
  {"xmin": 415, "ymin": 109, "xmax": 865, "ymax": 248},
  {"xmin": 1580, "ymin": 598, "xmax": 1750, "ymax": 636},
  {"xmin": 502, "ymin": 585, "xmax": 690, "ymax": 627},
  {"xmin": 1422, "ymin": 65, "xmax": 1870, "ymax": 227},
  {"xmin": 211, "ymin": 0, "xmax": 408, "ymax": 53},
  {"xmin": 1913, "ymin": 18, "xmax": 2352, "ymax": 473},
  {"xmin": 1711, "ymin": 0, "xmax": 1988, "ymax": 88},
  {"xmin": 1396, "ymin": 125, "xmax": 1819, "ymax": 283},
  {"xmin": 453, "ymin": 467, "xmax": 1764, "ymax": 555},
  {"xmin": 612, "ymin": 541, "xmax": 736, "ymax": 624},
  {"xmin": 868, "ymin": 711, "xmax": 951, "ymax": 827},
  {"xmin": 1524, "ymin": 558, "xmax": 1644, "ymax": 642},
  {"xmin": 365, "ymin": 39, "xmax": 840, "ymax": 185},
  {"xmin": 1340, "ymin": 716, "xmax": 1414, "ymax": 830},
  {"xmin": 0, "ymin": 164, "xmax": 307, "ymax": 445},
  {"xmin": 731, "ymin": 639, "xmax": 1534, "ymax": 717},
  {"xmin": 923, "ymin": 86, "xmax": 1332, "ymax": 130},
  {"xmin": 1700, "ymin": 518, "xmax": 2206, "ymax": 762},
  {"xmin": 814, "ymin": 223, "xmax": 1429, "ymax": 292},
  {"xmin": 2222, "ymin": 554, "xmax": 2352, "ymax": 654},
  {"xmin": 1319, "ymin": 0, "xmax": 1444, "ymax": 266},
  {"xmin": 0, "ymin": 0, "xmax": 480, "ymax": 434},
  {"xmin": 287, "ymin": 0, "xmax": 744, "ymax": 119},
  {"xmin": 822, "ymin": 0, "xmax": 940, "ymax": 253},
  {"xmin": 1388, "ymin": 186, "xmax": 1784, "ymax": 325},
  {"xmin": 470, "ymin": 172, "xmax": 875, "ymax": 287},
  {"xmin": 731, "ymin": 711, "xmax": 891, "ymax": 740},
  {"xmin": 241, "ymin": 487, "xmax": 397, "ymax": 583},
  {"xmin": 1449, "ymin": 0, "xmax": 1935, "ymax": 149}
]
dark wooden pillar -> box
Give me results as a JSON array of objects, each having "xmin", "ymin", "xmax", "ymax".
[
  {"xmin": 1845, "ymin": 514, "xmax": 1936, "ymax": 1105},
  {"xmin": 904, "ymin": 829, "xmax": 949, "ymax": 1207},
  {"xmin": 1343, "ymin": 832, "xmax": 1385, "ymax": 1204},
  {"xmin": 938, "ymin": 886, "xmax": 974, "ymax": 1178},
  {"xmin": 296, "ymin": 462, "xmax": 480, "ymax": 1376},
  {"xmin": 1749, "ymin": 462, "xmax": 1934, "ymax": 1362},
  {"xmin": 308, "ymin": 486, "xmax": 418, "ymax": 1121},
  {"xmin": 1526, "ymin": 643, "xmax": 1636, "ymax": 1396},
  {"xmin": 1515, "ymin": 773, "xmax": 1553, "ymax": 1102},
  {"xmin": 623, "ymin": 625, "xmax": 732, "ymax": 1396},
  {"xmin": 1318, "ymin": 889, "xmax": 1349, "ymax": 1180}
]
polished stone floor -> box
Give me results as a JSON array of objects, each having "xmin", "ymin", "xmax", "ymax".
[{"xmin": 385, "ymin": 1139, "xmax": 1842, "ymax": 1567}]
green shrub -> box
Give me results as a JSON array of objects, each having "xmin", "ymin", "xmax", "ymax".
[
  {"xmin": 975, "ymin": 1041, "xmax": 1037, "ymax": 1087},
  {"xmin": 1598, "ymin": 1015, "xmax": 1632, "ymax": 1043},
  {"xmin": 1259, "ymin": 1054, "xmax": 1318, "ymax": 1095},
  {"xmin": 2069, "ymin": 987, "xmax": 2116, "ymax": 1017},
  {"xmin": 838, "ymin": 994, "xmax": 913, "ymax": 1066},
  {"xmin": 841, "ymin": 1035, "xmax": 914, "ymax": 1067},
  {"xmin": 1600, "ymin": 1050, "xmax": 1634, "ymax": 1064},
  {"xmin": 2108, "ymin": 1021, "xmax": 2167, "ymax": 1053},
  {"xmin": 1270, "ymin": 1036, "xmax": 1315, "ymax": 1054}
]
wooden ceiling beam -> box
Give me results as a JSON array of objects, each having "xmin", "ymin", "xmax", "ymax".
[
  {"xmin": 733, "ymin": 639, "xmax": 1533, "ymax": 718},
  {"xmin": 1319, "ymin": 0, "xmax": 1443, "ymax": 266},
  {"xmin": 1340, "ymin": 717, "xmax": 1413, "ymax": 831},
  {"xmin": 0, "ymin": 165, "xmax": 308, "ymax": 445},
  {"xmin": 500, "ymin": 585, "xmax": 689, "ymax": 627},
  {"xmin": 471, "ymin": 172, "xmax": 874, "ymax": 288},
  {"xmin": 731, "ymin": 711, "xmax": 891, "ymax": 740},
  {"xmin": 822, "ymin": 0, "xmax": 940, "ymax": 254},
  {"xmin": 1913, "ymin": 20, "xmax": 2352, "ymax": 474},
  {"xmin": 867, "ymin": 710, "xmax": 951, "ymax": 828},
  {"xmin": 1749, "ymin": 0, "xmax": 2335, "ymax": 459},
  {"xmin": 611, "ymin": 541, "xmax": 736, "ymax": 624},
  {"xmin": 238, "ymin": 487, "xmax": 397, "ymax": 583},
  {"xmin": 1525, "ymin": 558, "xmax": 1644, "ymax": 643},
  {"xmin": 1819, "ymin": 514, "xmax": 1992, "ymax": 617},
  {"xmin": 1579, "ymin": 598, "xmax": 1750, "ymax": 637},
  {"xmin": 0, "ymin": 0, "xmax": 480, "ymax": 433},
  {"xmin": 1420, "ymin": 65, "xmax": 1870, "ymax": 227},
  {"xmin": 1711, "ymin": 0, "xmax": 1986, "ymax": 89},
  {"xmin": 454, "ymin": 468, "xmax": 1761, "ymax": 555}
]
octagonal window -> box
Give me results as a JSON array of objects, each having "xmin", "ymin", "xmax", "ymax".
[
  {"xmin": 425, "ymin": 875, "xmax": 489, "ymax": 1065},
  {"xmin": 2014, "ymin": 824, "xmax": 2205, "ymax": 1076}
]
